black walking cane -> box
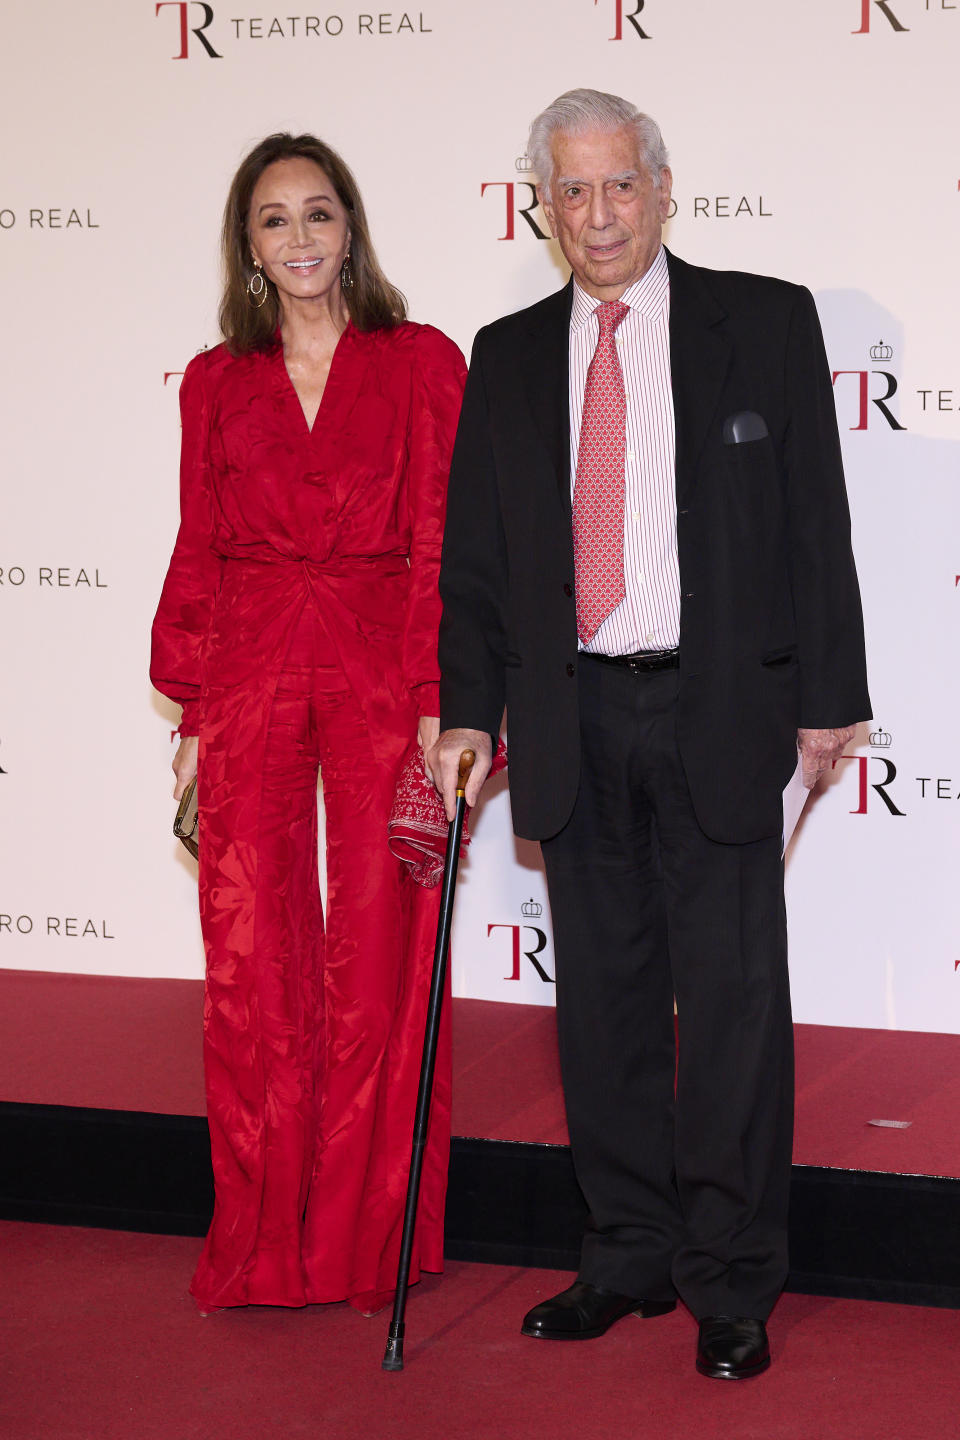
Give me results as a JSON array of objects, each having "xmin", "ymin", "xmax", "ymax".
[{"xmin": 382, "ymin": 747, "xmax": 476, "ymax": 1373}]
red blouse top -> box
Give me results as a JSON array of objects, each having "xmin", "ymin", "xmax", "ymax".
[{"xmin": 151, "ymin": 322, "xmax": 466, "ymax": 735}]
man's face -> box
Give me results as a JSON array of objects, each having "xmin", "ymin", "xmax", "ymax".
[{"xmin": 539, "ymin": 125, "xmax": 672, "ymax": 300}]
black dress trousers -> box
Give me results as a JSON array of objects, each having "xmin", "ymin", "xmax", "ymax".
[{"xmin": 540, "ymin": 656, "xmax": 794, "ymax": 1321}]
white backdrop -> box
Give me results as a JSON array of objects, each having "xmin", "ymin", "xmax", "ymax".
[{"xmin": 1, "ymin": 0, "xmax": 958, "ymax": 1032}]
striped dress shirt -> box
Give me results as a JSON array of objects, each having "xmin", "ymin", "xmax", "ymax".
[{"xmin": 569, "ymin": 244, "xmax": 681, "ymax": 654}]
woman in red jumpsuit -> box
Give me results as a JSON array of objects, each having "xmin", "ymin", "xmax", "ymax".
[{"xmin": 150, "ymin": 133, "xmax": 466, "ymax": 1313}]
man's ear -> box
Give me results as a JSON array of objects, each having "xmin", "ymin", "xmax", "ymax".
[{"xmin": 656, "ymin": 167, "xmax": 674, "ymax": 224}]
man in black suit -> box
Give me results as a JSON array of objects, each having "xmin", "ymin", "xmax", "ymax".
[{"xmin": 428, "ymin": 89, "xmax": 870, "ymax": 1379}]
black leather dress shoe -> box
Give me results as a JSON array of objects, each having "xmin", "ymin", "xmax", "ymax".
[
  {"xmin": 521, "ymin": 1280, "xmax": 676, "ymax": 1340},
  {"xmin": 696, "ymin": 1316, "xmax": 770, "ymax": 1379}
]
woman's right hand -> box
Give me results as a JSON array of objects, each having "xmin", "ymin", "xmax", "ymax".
[{"xmin": 172, "ymin": 735, "xmax": 199, "ymax": 800}]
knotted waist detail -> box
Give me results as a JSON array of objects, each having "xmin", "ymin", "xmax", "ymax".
[{"xmin": 220, "ymin": 554, "xmax": 409, "ymax": 580}]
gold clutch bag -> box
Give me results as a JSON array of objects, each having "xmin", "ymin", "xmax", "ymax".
[{"xmin": 173, "ymin": 777, "xmax": 199, "ymax": 859}]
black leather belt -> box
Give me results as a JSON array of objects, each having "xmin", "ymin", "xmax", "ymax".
[{"xmin": 583, "ymin": 648, "xmax": 680, "ymax": 672}]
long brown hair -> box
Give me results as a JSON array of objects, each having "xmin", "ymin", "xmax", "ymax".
[{"xmin": 219, "ymin": 133, "xmax": 407, "ymax": 354}]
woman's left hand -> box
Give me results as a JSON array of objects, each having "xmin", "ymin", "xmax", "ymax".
[{"xmin": 418, "ymin": 715, "xmax": 440, "ymax": 760}]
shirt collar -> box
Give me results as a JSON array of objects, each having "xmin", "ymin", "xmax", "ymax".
[{"xmin": 570, "ymin": 244, "xmax": 669, "ymax": 331}]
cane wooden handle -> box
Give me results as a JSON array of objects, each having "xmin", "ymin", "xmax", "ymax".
[{"xmin": 456, "ymin": 749, "xmax": 476, "ymax": 796}]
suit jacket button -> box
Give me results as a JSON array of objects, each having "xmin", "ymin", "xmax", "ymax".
[
  {"xmin": 566, "ymin": 662, "xmax": 575, "ymax": 677},
  {"xmin": 563, "ymin": 583, "xmax": 573, "ymax": 597}
]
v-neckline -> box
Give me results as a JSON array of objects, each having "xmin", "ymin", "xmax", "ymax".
[{"xmin": 278, "ymin": 322, "xmax": 352, "ymax": 438}]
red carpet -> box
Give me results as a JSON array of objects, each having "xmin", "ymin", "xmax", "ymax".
[
  {"xmin": 2, "ymin": 969, "xmax": 959, "ymax": 1176},
  {"xmin": 3, "ymin": 1221, "xmax": 959, "ymax": 1440}
]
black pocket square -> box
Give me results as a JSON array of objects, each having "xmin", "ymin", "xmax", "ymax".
[{"xmin": 723, "ymin": 411, "xmax": 769, "ymax": 444}]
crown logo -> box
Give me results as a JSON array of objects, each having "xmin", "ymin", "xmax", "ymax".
[
  {"xmin": 869, "ymin": 727, "xmax": 892, "ymax": 749},
  {"xmin": 521, "ymin": 897, "xmax": 542, "ymax": 919},
  {"xmin": 515, "ymin": 154, "xmax": 534, "ymax": 173},
  {"xmin": 869, "ymin": 339, "xmax": 893, "ymax": 362}
]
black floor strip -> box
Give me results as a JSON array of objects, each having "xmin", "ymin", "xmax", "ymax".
[{"xmin": 3, "ymin": 1103, "xmax": 958, "ymax": 1308}]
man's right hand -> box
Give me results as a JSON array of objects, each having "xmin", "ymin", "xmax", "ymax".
[{"xmin": 426, "ymin": 728, "xmax": 494, "ymax": 821}]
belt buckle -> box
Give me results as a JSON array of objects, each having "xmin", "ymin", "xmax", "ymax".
[{"xmin": 628, "ymin": 649, "xmax": 675, "ymax": 671}]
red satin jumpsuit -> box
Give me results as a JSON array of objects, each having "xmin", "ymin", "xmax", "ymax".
[{"xmin": 151, "ymin": 322, "xmax": 466, "ymax": 1311}]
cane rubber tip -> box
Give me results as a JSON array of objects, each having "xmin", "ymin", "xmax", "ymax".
[{"xmin": 382, "ymin": 1340, "xmax": 404, "ymax": 1372}]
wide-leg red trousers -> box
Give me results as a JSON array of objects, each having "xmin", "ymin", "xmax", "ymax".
[{"xmin": 192, "ymin": 602, "xmax": 449, "ymax": 1311}]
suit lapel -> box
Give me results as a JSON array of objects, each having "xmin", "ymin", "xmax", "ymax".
[
  {"xmin": 518, "ymin": 281, "xmax": 573, "ymax": 515},
  {"xmin": 666, "ymin": 249, "xmax": 731, "ymax": 507}
]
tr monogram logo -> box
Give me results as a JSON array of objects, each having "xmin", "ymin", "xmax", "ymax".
[
  {"xmin": 853, "ymin": 0, "xmax": 908, "ymax": 32},
  {"xmin": 480, "ymin": 182, "xmax": 549, "ymax": 241},
  {"xmin": 831, "ymin": 341, "xmax": 906, "ymax": 431},
  {"xmin": 831, "ymin": 370, "xmax": 906, "ymax": 430},
  {"xmin": 835, "ymin": 731, "xmax": 905, "ymax": 816},
  {"xmin": 155, "ymin": 1, "xmax": 222, "ymax": 58},
  {"xmin": 595, "ymin": 0, "xmax": 650, "ymax": 40},
  {"xmin": 487, "ymin": 924, "xmax": 555, "ymax": 984},
  {"xmin": 838, "ymin": 755, "xmax": 906, "ymax": 815}
]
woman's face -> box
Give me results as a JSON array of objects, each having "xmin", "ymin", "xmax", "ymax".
[{"xmin": 248, "ymin": 156, "xmax": 351, "ymax": 314}]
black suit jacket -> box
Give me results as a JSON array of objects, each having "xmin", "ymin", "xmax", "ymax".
[{"xmin": 438, "ymin": 249, "xmax": 871, "ymax": 844}]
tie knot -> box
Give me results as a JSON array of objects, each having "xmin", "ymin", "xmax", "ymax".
[{"xmin": 595, "ymin": 300, "xmax": 630, "ymax": 337}]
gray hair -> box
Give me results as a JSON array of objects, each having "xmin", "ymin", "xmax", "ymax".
[{"xmin": 527, "ymin": 88, "xmax": 670, "ymax": 202}]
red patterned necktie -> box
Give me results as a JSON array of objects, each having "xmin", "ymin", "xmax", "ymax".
[{"xmin": 573, "ymin": 300, "xmax": 630, "ymax": 643}]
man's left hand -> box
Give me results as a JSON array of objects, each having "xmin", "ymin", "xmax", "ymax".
[{"xmin": 797, "ymin": 726, "xmax": 857, "ymax": 789}]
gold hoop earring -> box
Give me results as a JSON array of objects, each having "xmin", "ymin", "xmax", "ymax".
[
  {"xmin": 247, "ymin": 261, "xmax": 268, "ymax": 309},
  {"xmin": 340, "ymin": 254, "xmax": 354, "ymax": 292}
]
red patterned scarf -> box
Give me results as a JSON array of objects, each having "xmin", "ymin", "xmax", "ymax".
[{"xmin": 388, "ymin": 739, "xmax": 508, "ymax": 887}]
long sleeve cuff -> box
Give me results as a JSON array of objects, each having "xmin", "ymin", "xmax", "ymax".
[
  {"xmin": 410, "ymin": 681, "xmax": 440, "ymax": 718},
  {"xmin": 178, "ymin": 699, "xmax": 201, "ymax": 737}
]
